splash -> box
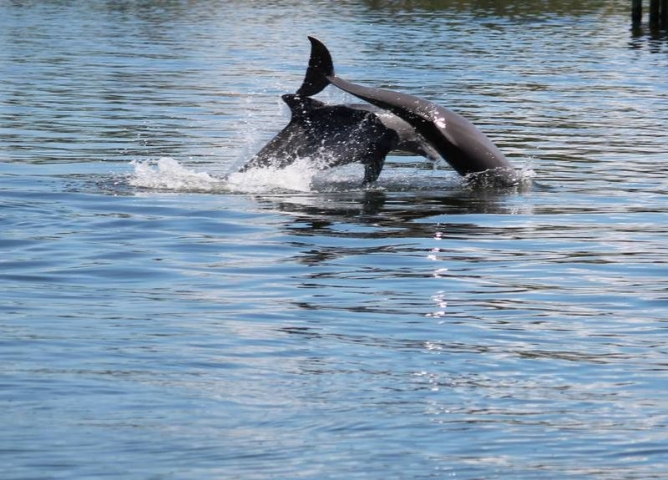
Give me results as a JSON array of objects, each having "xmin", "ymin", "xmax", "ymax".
[
  {"xmin": 126, "ymin": 156, "xmax": 536, "ymax": 195},
  {"xmin": 463, "ymin": 161, "xmax": 536, "ymax": 190},
  {"xmin": 226, "ymin": 157, "xmax": 321, "ymax": 193},
  {"xmin": 128, "ymin": 158, "xmax": 224, "ymax": 192},
  {"xmin": 127, "ymin": 157, "xmax": 344, "ymax": 194}
]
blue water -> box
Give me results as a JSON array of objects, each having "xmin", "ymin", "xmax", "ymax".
[{"xmin": 2, "ymin": 1, "xmax": 668, "ymax": 478}]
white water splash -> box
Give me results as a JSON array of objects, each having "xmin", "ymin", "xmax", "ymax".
[
  {"xmin": 127, "ymin": 156, "xmax": 536, "ymax": 195},
  {"xmin": 128, "ymin": 157, "xmax": 330, "ymax": 194},
  {"xmin": 226, "ymin": 157, "xmax": 321, "ymax": 193},
  {"xmin": 129, "ymin": 158, "xmax": 223, "ymax": 192}
]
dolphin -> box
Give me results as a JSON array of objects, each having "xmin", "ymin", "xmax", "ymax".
[
  {"xmin": 238, "ymin": 93, "xmax": 439, "ymax": 185},
  {"xmin": 297, "ymin": 36, "xmax": 515, "ymax": 179},
  {"xmin": 238, "ymin": 94, "xmax": 399, "ymax": 185},
  {"xmin": 360, "ymin": 106, "xmax": 440, "ymax": 162}
]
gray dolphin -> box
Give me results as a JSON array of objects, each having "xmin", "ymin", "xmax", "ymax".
[
  {"xmin": 238, "ymin": 93, "xmax": 439, "ymax": 185},
  {"xmin": 238, "ymin": 94, "xmax": 398, "ymax": 185},
  {"xmin": 297, "ymin": 36, "xmax": 515, "ymax": 179},
  {"xmin": 361, "ymin": 106, "xmax": 440, "ymax": 163}
]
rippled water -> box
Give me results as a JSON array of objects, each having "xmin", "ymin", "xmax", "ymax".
[{"xmin": 2, "ymin": 1, "xmax": 668, "ymax": 478}]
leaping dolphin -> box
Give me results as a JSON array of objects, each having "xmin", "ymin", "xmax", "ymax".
[
  {"xmin": 297, "ymin": 36, "xmax": 515, "ymax": 179},
  {"xmin": 238, "ymin": 94, "xmax": 398, "ymax": 185},
  {"xmin": 238, "ymin": 94, "xmax": 439, "ymax": 185}
]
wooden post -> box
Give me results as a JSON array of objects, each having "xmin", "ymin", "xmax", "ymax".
[
  {"xmin": 650, "ymin": 0, "xmax": 660, "ymax": 27},
  {"xmin": 662, "ymin": 0, "xmax": 668, "ymax": 28},
  {"xmin": 632, "ymin": 0, "xmax": 642, "ymax": 27}
]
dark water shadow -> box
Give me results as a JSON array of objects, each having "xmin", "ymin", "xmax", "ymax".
[
  {"xmin": 358, "ymin": 0, "xmax": 614, "ymax": 18},
  {"xmin": 253, "ymin": 182, "xmax": 533, "ymax": 241},
  {"xmin": 629, "ymin": 24, "xmax": 668, "ymax": 53}
]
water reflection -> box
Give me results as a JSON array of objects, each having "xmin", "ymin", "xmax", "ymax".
[
  {"xmin": 255, "ymin": 186, "xmax": 529, "ymax": 234},
  {"xmin": 629, "ymin": 26, "xmax": 668, "ymax": 52},
  {"xmin": 359, "ymin": 0, "xmax": 617, "ymax": 16}
]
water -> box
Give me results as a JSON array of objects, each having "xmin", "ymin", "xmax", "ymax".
[{"xmin": 2, "ymin": 1, "xmax": 668, "ymax": 478}]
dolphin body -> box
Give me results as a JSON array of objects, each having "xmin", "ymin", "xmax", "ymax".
[
  {"xmin": 239, "ymin": 94, "xmax": 397, "ymax": 185},
  {"xmin": 238, "ymin": 93, "xmax": 439, "ymax": 185},
  {"xmin": 297, "ymin": 36, "xmax": 515, "ymax": 179}
]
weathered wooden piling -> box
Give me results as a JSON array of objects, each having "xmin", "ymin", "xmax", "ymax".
[
  {"xmin": 632, "ymin": 0, "xmax": 642, "ymax": 27},
  {"xmin": 633, "ymin": 0, "xmax": 668, "ymax": 29},
  {"xmin": 650, "ymin": 0, "xmax": 660, "ymax": 27}
]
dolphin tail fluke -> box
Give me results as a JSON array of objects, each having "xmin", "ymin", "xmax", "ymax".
[{"xmin": 296, "ymin": 36, "xmax": 335, "ymax": 96}]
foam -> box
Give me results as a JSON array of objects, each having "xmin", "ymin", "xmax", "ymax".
[
  {"xmin": 127, "ymin": 156, "xmax": 536, "ymax": 195},
  {"xmin": 128, "ymin": 158, "xmax": 224, "ymax": 192},
  {"xmin": 226, "ymin": 157, "xmax": 320, "ymax": 193}
]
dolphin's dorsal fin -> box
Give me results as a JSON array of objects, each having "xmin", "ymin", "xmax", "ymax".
[
  {"xmin": 295, "ymin": 36, "xmax": 335, "ymax": 97},
  {"xmin": 281, "ymin": 94, "xmax": 326, "ymax": 118}
]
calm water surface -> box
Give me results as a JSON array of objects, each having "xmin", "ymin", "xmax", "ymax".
[{"xmin": 2, "ymin": 1, "xmax": 668, "ymax": 478}]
